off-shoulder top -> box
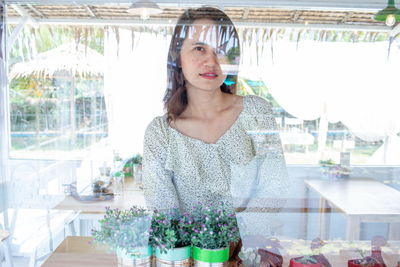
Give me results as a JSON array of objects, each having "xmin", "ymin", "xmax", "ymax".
[{"xmin": 142, "ymin": 95, "xmax": 288, "ymax": 213}]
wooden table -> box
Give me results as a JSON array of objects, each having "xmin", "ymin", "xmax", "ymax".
[
  {"xmin": 305, "ymin": 178, "xmax": 400, "ymax": 240},
  {"xmin": 42, "ymin": 236, "xmax": 116, "ymax": 267},
  {"xmin": 55, "ymin": 178, "xmax": 146, "ymax": 235},
  {"xmin": 42, "ymin": 236, "xmax": 400, "ymax": 267},
  {"xmin": 56, "ymin": 179, "xmax": 145, "ymax": 212}
]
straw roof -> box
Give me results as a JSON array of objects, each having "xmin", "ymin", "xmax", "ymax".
[
  {"xmin": 9, "ymin": 42, "xmax": 104, "ymax": 79},
  {"xmin": 5, "ymin": 4, "xmax": 386, "ymax": 28}
]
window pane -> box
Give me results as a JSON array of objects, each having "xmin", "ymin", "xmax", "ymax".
[
  {"xmin": 8, "ymin": 25, "xmax": 107, "ymax": 159},
  {"xmin": 2, "ymin": 2, "xmax": 400, "ymax": 266}
]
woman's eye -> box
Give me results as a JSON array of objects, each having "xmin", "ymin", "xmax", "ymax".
[{"xmin": 194, "ymin": 46, "xmax": 205, "ymax": 52}]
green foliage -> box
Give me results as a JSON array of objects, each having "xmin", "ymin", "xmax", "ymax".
[
  {"xmin": 150, "ymin": 209, "xmax": 192, "ymax": 253},
  {"xmin": 351, "ymin": 248, "xmax": 380, "ymax": 267},
  {"xmin": 190, "ymin": 203, "xmax": 240, "ymax": 249},
  {"xmin": 92, "ymin": 206, "xmax": 152, "ymax": 255},
  {"xmin": 131, "ymin": 154, "xmax": 143, "ymax": 165},
  {"xmin": 319, "ymin": 159, "xmax": 336, "ymax": 166},
  {"xmin": 296, "ymin": 255, "xmax": 318, "ymax": 264},
  {"xmin": 92, "ymin": 204, "xmax": 240, "ymax": 255}
]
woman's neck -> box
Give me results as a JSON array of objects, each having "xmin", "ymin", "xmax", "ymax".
[{"xmin": 184, "ymin": 88, "xmax": 228, "ymax": 120}]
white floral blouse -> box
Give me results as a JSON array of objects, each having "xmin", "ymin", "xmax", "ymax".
[{"xmin": 142, "ymin": 95, "xmax": 288, "ymax": 213}]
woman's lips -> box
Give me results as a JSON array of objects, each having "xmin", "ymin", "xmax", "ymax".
[{"xmin": 199, "ymin": 73, "xmax": 218, "ymax": 79}]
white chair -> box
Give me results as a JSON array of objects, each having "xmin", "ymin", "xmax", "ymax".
[{"xmin": 6, "ymin": 162, "xmax": 79, "ymax": 267}]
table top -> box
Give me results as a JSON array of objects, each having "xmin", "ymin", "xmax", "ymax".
[
  {"xmin": 55, "ymin": 178, "xmax": 146, "ymax": 214},
  {"xmin": 305, "ymin": 178, "xmax": 400, "ymax": 216},
  {"xmin": 42, "ymin": 236, "xmax": 400, "ymax": 267},
  {"xmin": 42, "ymin": 237, "xmax": 116, "ymax": 267}
]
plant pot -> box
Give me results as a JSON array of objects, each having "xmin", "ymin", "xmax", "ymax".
[
  {"xmin": 155, "ymin": 246, "xmax": 191, "ymax": 267},
  {"xmin": 289, "ymin": 257, "xmax": 322, "ymax": 267},
  {"xmin": 348, "ymin": 259, "xmax": 383, "ymax": 267},
  {"xmin": 116, "ymin": 246, "xmax": 152, "ymax": 267},
  {"xmin": 193, "ymin": 246, "xmax": 229, "ymax": 267}
]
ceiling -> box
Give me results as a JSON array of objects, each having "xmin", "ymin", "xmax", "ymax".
[{"xmin": 4, "ymin": 0, "xmax": 399, "ymax": 31}]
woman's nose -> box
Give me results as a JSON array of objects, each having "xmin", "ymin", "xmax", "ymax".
[{"xmin": 202, "ymin": 50, "xmax": 219, "ymax": 67}]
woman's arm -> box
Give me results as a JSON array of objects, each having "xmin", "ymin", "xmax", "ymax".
[{"xmin": 142, "ymin": 117, "xmax": 180, "ymax": 211}]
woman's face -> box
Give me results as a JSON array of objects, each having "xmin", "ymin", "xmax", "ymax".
[{"xmin": 180, "ymin": 19, "xmax": 230, "ymax": 93}]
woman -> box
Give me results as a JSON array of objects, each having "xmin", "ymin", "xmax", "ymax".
[
  {"xmin": 143, "ymin": 7, "xmax": 287, "ymax": 265},
  {"xmin": 143, "ymin": 6, "xmax": 286, "ymax": 212}
]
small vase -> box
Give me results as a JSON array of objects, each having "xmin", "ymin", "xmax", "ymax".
[
  {"xmin": 193, "ymin": 246, "xmax": 229, "ymax": 267},
  {"xmin": 155, "ymin": 246, "xmax": 191, "ymax": 267},
  {"xmin": 289, "ymin": 257, "xmax": 322, "ymax": 267},
  {"xmin": 116, "ymin": 246, "xmax": 152, "ymax": 267}
]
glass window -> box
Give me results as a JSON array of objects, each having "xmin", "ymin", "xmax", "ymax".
[{"xmin": 2, "ymin": 2, "xmax": 400, "ymax": 266}]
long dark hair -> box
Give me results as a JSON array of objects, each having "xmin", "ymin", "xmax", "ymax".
[{"xmin": 163, "ymin": 7, "xmax": 240, "ymax": 121}]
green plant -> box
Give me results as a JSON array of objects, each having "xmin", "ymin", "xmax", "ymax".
[
  {"xmin": 350, "ymin": 249, "xmax": 381, "ymax": 266},
  {"xmin": 296, "ymin": 255, "xmax": 318, "ymax": 264},
  {"xmin": 319, "ymin": 159, "xmax": 336, "ymax": 166},
  {"xmin": 150, "ymin": 209, "xmax": 192, "ymax": 253},
  {"xmin": 190, "ymin": 203, "xmax": 240, "ymax": 249},
  {"xmin": 92, "ymin": 206, "xmax": 152, "ymax": 257},
  {"xmin": 132, "ymin": 154, "xmax": 143, "ymax": 165}
]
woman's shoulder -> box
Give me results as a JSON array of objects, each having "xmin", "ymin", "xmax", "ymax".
[
  {"xmin": 244, "ymin": 94, "xmax": 273, "ymax": 113},
  {"xmin": 147, "ymin": 115, "xmax": 168, "ymax": 127},
  {"xmin": 144, "ymin": 115, "xmax": 170, "ymax": 139}
]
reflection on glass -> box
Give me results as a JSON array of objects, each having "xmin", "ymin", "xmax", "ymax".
[{"xmin": 3, "ymin": 2, "xmax": 400, "ymax": 266}]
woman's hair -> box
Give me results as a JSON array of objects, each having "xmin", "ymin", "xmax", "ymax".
[{"xmin": 163, "ymin": 7, "xmax": 240, "ymax": 121}]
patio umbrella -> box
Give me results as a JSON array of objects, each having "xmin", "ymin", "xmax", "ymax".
[
  {"xmin": 9, "ymin": 42, "xmax": 104, "ymax": 79},
  {"xmin": 9, "ymin": 42, "xmax": 105, "ymax": 147}
]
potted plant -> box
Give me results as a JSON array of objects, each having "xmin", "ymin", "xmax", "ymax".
[
  {"xmin": 238, "ymin": 236, "xmax": 283, "ymax": 267},
  {"xmin": 348, "ymin": 249, "xmax": 386, "ymax": 267},
  {"xmin": 289, "ymin": 238, "xmax": 331, "ymax": 267},
  {"xmin": 190, "ymin": 203, "xmax": 241, "ymax": 267},
  {"xmin": 92, "ymin": 206, "xmax": 153, "ymax": 267},
  {"xmin": 319, "ymin": 159, "xmax": 351, "ymax": 178},
  {"xmin": 132, "ymin": 153, "xmax": 143, "ymax": 165},
  {"xmin": 348, "ymin": 236, "xmax": 387, "ymax": 267},
  {"xmin": 290, "ymin": 255, "xmax": 322, "ymax": 267},
  {"xmin": 150, "ymin": 209, "xmax": 192, "ymax": 266}
]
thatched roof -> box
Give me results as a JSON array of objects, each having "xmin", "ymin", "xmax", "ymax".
[
  {"xmin": 9, "ymin": 42, "xmax": 104, "ymax": 79},
  {"xmin": 5, "ymin": 4, "xmax": 388, "ymax": 29}
]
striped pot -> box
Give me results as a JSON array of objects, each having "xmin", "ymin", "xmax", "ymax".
[
  {"xmin": 116, "ymin": 246, "xmax": 152, "ymax": 267},
  {"xmin": 193, "ymin": 246, "xmax": 229, "ymax": 267},
  {"xmin": 155, "ymin": 246, "xmax": 191, "ymax": 267}
]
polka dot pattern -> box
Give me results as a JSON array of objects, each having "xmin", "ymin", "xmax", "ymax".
[{"xmin": 142, "ymin": 95, "xmax": 288, "ymax": 213}]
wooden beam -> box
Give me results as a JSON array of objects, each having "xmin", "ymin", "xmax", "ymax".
[
  {"xmin": 84, "ymin": 5, "xmax": 96, "ymax": 18},
  {"xmin": 291, "ymin": 10, "xmax": 300, "ymax": 22},
  {"xmin": 26, "ymin": 4, "xmax": 45, "ymax": 18},
  {"xmin": 341, "ymin": 11, "xmax": 354, "ymax": 23},
  {"xmin": 242, "ymin": 8, "xmax": 250, "ymax": 20},
  {"xmin": 3, "ymin": 0, "xmax": 389, "ymax": 11},
  {"xmin": 10, "ymin": 4, "xmax": 38, "ymax": 24}
]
